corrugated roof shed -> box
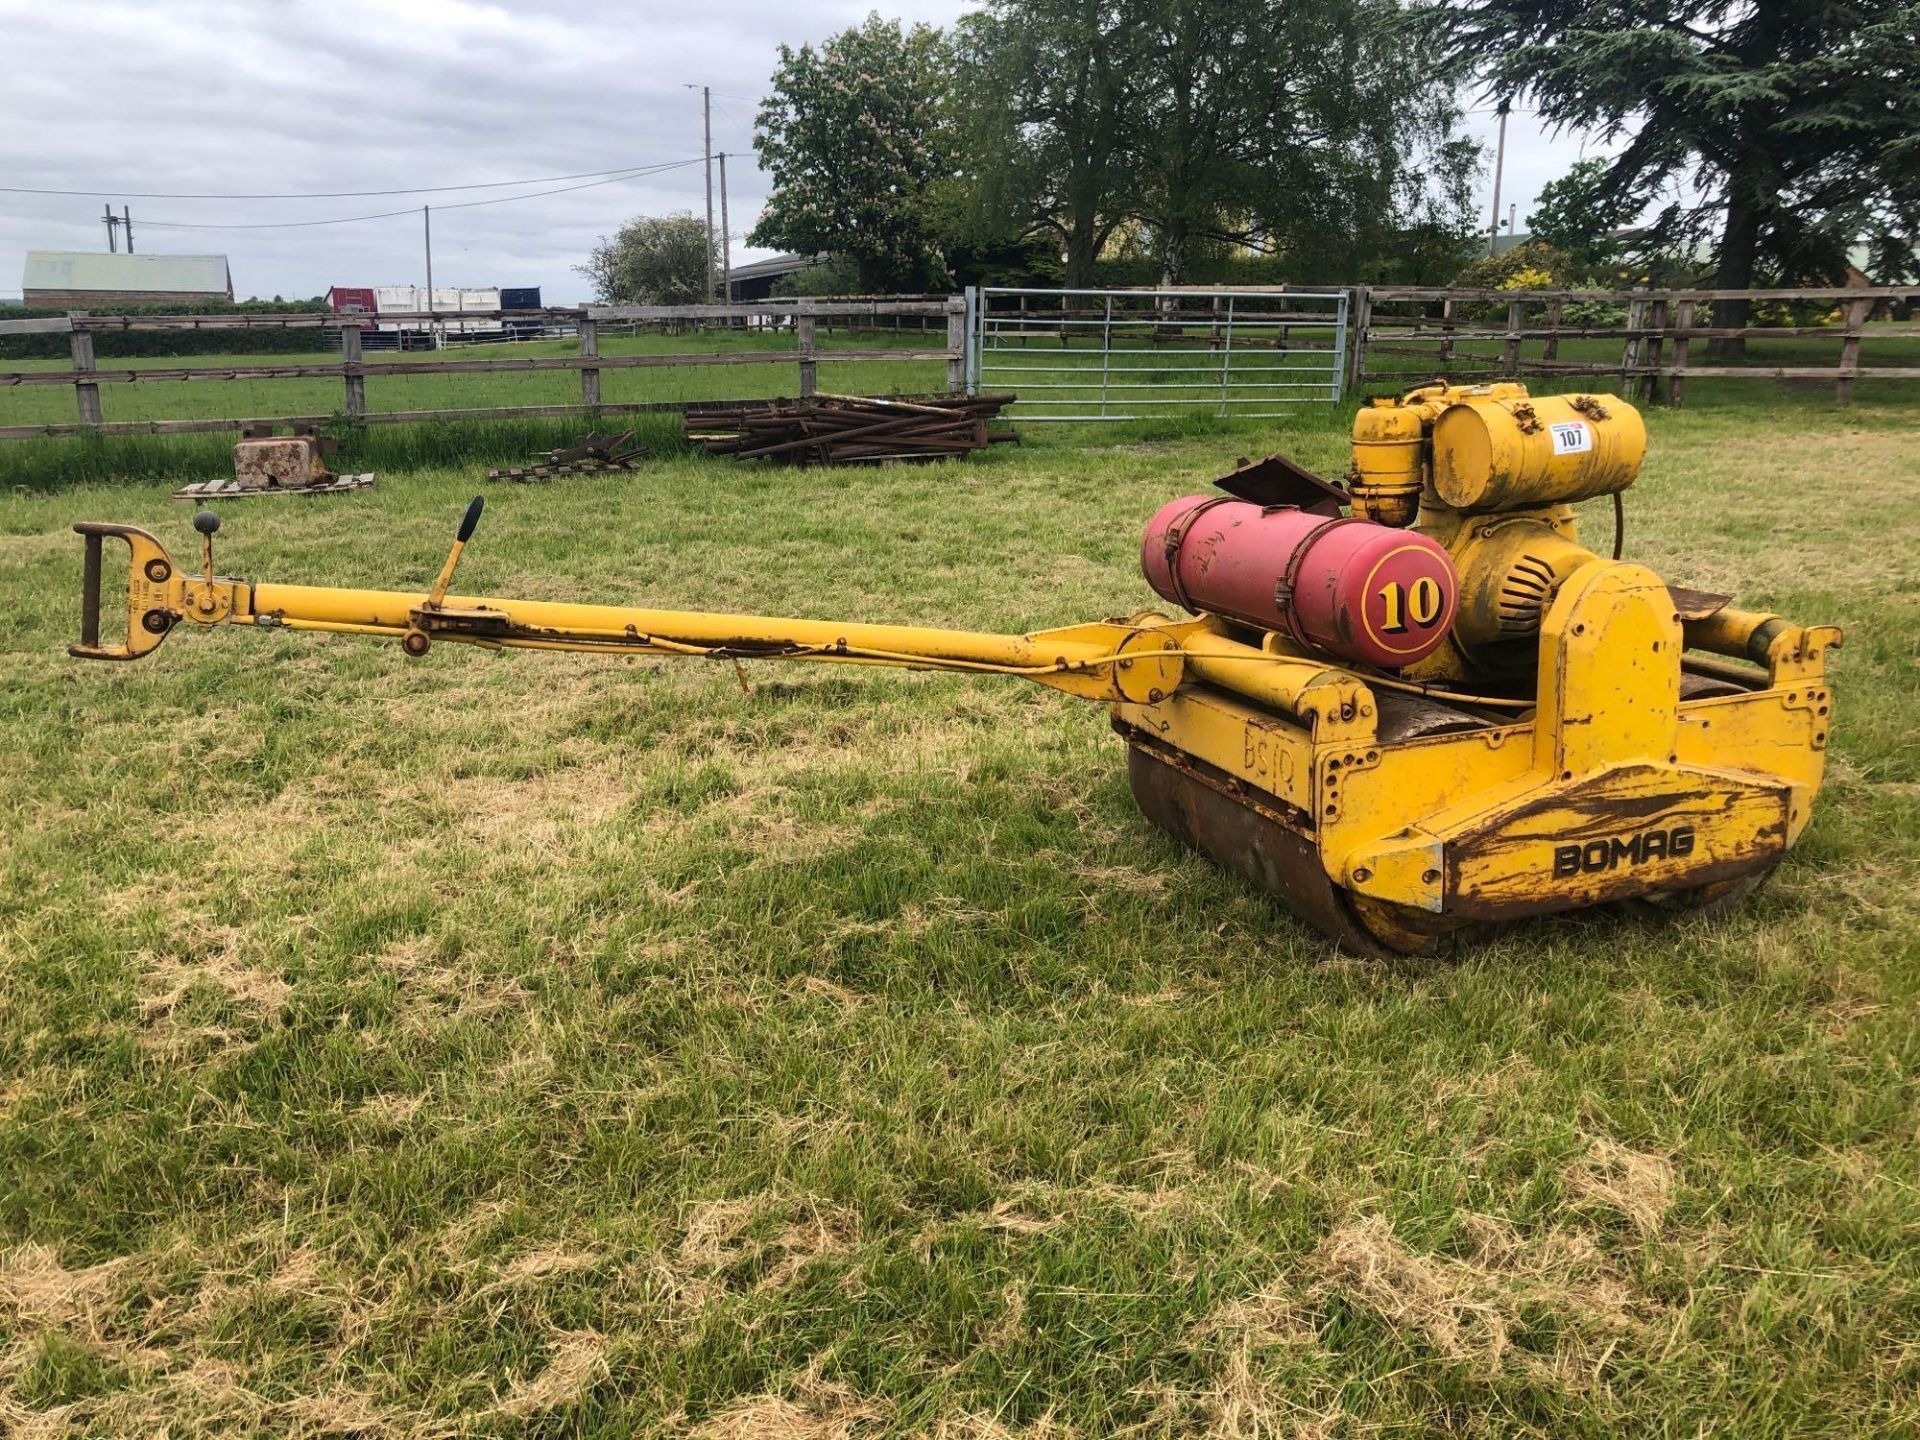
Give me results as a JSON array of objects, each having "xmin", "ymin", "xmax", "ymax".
[
  {"xmin": 22, "ymin": 251, "xmax": 232, "ymax": 296},
  {"xmin": 726, "ymin": 252, "xmax": 821, "ymax": 282}
]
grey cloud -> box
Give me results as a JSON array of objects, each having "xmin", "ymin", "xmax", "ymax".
[
  {"xmin": 0, "ymin": 0, "xmax": 1590, "ymax": 302},
  {"xmin": 0, "ymin": 0, "xmax": 967, "ymax": 301}
]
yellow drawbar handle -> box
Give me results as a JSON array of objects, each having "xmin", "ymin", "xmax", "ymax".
[{"xmin": 424, "ymin": 495, "xmax": 485, "ymax": 611}]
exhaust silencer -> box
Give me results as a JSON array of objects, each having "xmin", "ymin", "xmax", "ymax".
[{"xmin": 1142, "ymin": 495, "xmax": 1458, "ymax": 669}]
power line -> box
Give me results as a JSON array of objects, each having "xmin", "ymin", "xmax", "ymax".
[
  {"xmin": 0, "ymin": 160, "xmax": 697, "ymax": 201},
  {"xmin": 709, "ymin": 96, "xmax": 757, "ymax": 138},
  {"xmin": 133, "ymin": 160, "xmax": 705, "ymax": 231}
]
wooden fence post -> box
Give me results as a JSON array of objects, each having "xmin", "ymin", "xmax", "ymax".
[
  {"xmin": 945, "ymin": 298, "xmax": 966, "ymax": 395},
  {"xmin": 1542, "ymin": 298, "xmax": 1563, "ymax": 363},
  {"xmin": 1836, "ymin": 296, "xmax": 1870, "ymax": 407},
  {"xmin": 1348, "ymin": 286, "xmax": 1372, "ymax": 389},
  {"xmin": 796, "ymin": 301, "xmax": 818, "ymax": 397},
  {"xmin": 577, "ymin": 316, "xmax": 599, "ymax": 408},
  {"xmin": 70, "ymin": 319, "xmax": 102, "ymax": 427},
  {"xmin": 340, "ymin": 323, "xmax": 365, "ymax": 419},
  {"xmin": 1642, "ymin": 297, "xmax": 1669, "ymax": 404},
  {"xmin": 1501, "ymin": 297, "xmax": 1524, "ymax": 375},
  {"xmin": 1670, "ymin": 299, "xmax": 1695, "ymax": 409},
  {"xmin": 1621, "ymin": 293, "xmax": 1645, "ymax": 391}
]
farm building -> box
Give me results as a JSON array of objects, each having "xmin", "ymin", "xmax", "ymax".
[
  {"xmin": 21, "ymin": 251, "xmax": 233, "ymax": 308},
  {"xmin": 726, "ymin": 252, "xmax": 823, "ymax": 301}
]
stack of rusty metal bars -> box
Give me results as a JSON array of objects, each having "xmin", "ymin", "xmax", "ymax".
[{"xmin": 683, "ymin": 393, "xmax": 1016, "ymax": 464}]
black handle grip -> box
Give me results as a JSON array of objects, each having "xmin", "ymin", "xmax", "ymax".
[
  {"xmin": 457, "ymin": 495, "xmax": 484, "ymax": 543},
  {"xmin": 80, "ymin": 533, "xmax": 102, "ymax": 649}
]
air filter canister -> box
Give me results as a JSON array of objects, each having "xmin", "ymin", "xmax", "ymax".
[{"xmin": 1142, "ymin": 495, "xmax": 1459, "ymax": 669}]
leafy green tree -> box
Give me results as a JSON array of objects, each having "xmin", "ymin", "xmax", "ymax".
[
  {"xmin": 950, "ymin": 0, "xmax": 1475, "ymax": 288},
  {"xmin": 575, "ymin": 213, "xmax": 716, "ymax": 304},
  {"xmin": 751, "ymin": 16, "xmax": 953, "ymax": 292},
  {"xmin": 952, "ymin": 1, "xmax": 1144, "ymax": 288},
  {"xmin": 1451, "ymin": 236, "xmax": 1578, "ymax": 287},
  {"xmin": 1436, "ymin": 0, "xmax": 1920, "ymax": 353},
  {"xmin": 1526, "ymin": 156, "xmax": 1641, "ymax": 273},
  {"xmin": 1127, "ymin": 0, "xmax": 1475, "ymax": 285}
]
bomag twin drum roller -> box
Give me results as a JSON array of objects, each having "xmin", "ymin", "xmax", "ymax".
[{"xmin": 71, "ymin": 382, "xmax": 1840, "ymax": 956}]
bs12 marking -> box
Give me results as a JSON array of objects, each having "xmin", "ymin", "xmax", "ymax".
[
  {"xmin": 1549, "ymin": 421, "xmax": 1592, "ymax": 455},
  {"xmin": 1553, "ymin": 825, "xmax": 1694, "ymax": 878}
]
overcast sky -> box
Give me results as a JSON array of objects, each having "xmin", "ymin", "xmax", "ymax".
[{"xmin": 0, "ymin": 0, "xmax": 1603, "ymax": 303}]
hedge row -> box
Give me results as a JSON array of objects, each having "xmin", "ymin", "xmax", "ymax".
[{"xmin": 0, "ymin": 299, "xmax": 337, "ymax": 360}]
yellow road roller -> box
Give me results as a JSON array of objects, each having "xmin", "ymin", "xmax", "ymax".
[{"xmin": 70, "ymin": 382, "xmax": 1839, "ymax": 955}]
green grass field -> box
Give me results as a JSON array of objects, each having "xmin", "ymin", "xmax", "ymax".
[{"xmin": 1, "ymin": 393, "xmax": 1916, "ymax": 1436}]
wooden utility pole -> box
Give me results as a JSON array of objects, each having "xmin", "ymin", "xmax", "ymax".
[
  {"xmin": 102, "ymin": 204, "xmax": 120, "ymax": 253},
  {"xmin": 1488, "ymin": 99, "xmax": 1510, "ymax": 258},
  {"xmin": 123, "ymin": 205, "xmax": 134, "ymax": 253},
  {"xmin": 690, "ymin": 84, "xmax": 716, "ymax": 300},
  {"xmin": 423, "ymin": 205, "xmax": 435, "ymax": 349},
  {"xmin": 718, "ymin": 151, "xmax": 732, "ymax": 303}
]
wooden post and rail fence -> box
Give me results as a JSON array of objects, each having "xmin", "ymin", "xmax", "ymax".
[
  {"xmin": 1349, "ymin": 284, "xmax": 1920, "ymax": 407},
  {"xmin": 2, "ymin": 286, "xmax": 1916, "ymax": 439},
  {"xmin": 0, "ymin": 297, "xmax": 966, "ymax": 440}
]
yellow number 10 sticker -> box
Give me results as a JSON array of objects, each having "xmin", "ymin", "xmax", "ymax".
[{"xmin": 1377, "ymin": 576, "xmax": 1445, "ymax": 633}]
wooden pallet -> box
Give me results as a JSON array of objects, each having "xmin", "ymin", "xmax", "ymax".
[
  {"xmin": 486, "ymin": 458, "xmax": 641, "ymax": 483},
  {"xmin": 172, "ymin": 473, "xmax": 375, "ymax": 500}
]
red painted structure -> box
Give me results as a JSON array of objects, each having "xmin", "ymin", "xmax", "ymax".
[
  {"xmin": 1140, "ymin": 495, "xmax": 1459, "ymax": 669},
  {"xmin": 326, "ymin": 286, "xmax": 377, "ymax": 317}
]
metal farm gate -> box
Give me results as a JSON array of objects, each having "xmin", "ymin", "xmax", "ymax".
[{"xmin": 964, "ymin": 286, "xmax": 1348, "ymax": 420}]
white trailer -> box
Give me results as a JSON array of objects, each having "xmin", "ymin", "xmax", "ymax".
[{"xmin": 372, "ymin": 286, "xmax": 503, "ymax": 342}]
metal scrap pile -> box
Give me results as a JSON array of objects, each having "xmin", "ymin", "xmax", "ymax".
[{"xmin": 683, "ymin": 394, "xmax": 1017, "ymax": 464}]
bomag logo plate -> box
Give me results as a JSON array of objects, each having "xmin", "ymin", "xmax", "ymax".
[
  {"xmin": 1554, "ymin": 826, "xmax": 1693, "ymax": 878},
  {"xmin": 1443, "ymin": 768, "xmax": 1790, "ymax": 921}
]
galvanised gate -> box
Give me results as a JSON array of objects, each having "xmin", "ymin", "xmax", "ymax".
[{"xmin": 964, "ymin": 286, "xmax": 1349, "ymax": 420}]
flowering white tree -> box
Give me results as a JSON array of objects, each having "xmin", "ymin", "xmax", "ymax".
[
  {"xmin": 750, "ymin": 15, "xmax": 953, "ymax": 292},
  {"xmin": 575, "ymin": 213, "xmax": 717, "ymax": 304}
]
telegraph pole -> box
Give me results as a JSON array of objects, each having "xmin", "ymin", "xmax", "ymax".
[
  {"xmin": 1488, "ymin": 98, "xmax": 1511, "ymax": 258},
  {"xmin": 423, "ymin": 205, "xmax": 435, "ymax": 349},
  {"xmin": 102, "ymin": 203, "xmax": 119, "ymax": 253},
  {"xmin": 688, "ymin": 83, "xmax": 716, "ymax": 300},
  {"xmin": 718, "ymin": 151, "xmax": 732, "ymax": 303},
  {"xmin": 123, "ymin": 204, "xmax": 134, "ymax": 253}
]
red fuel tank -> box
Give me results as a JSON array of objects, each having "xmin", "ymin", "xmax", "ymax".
[{"xmin": 1141, "ymin": 495, "xmax": 1459, "ymax": 669}]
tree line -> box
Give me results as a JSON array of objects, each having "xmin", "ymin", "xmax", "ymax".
[
  {"xmin": 582, "ymin": 0, "xmax": 1918, "ymax": 318},
  {"xmin": 751, "ymin": 1, "xmax": 1478, "ymax": 292}
]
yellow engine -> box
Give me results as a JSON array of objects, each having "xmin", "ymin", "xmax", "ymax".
[{"xmin": 1351, "ymin": 381, "xmax": 1652, "ymax": 680}]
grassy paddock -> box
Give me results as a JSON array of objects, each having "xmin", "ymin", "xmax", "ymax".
[
  {"xmin": 5, "ymin": 319, "xmax": 1915, "ymax": 450},
  {"xmin": 0, "ymin": 396, "xmax": 1915, "ymax": 1436},
  {"xmin": 0, "ymin": 328, "xmax": 950, "ymax": 432}
]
